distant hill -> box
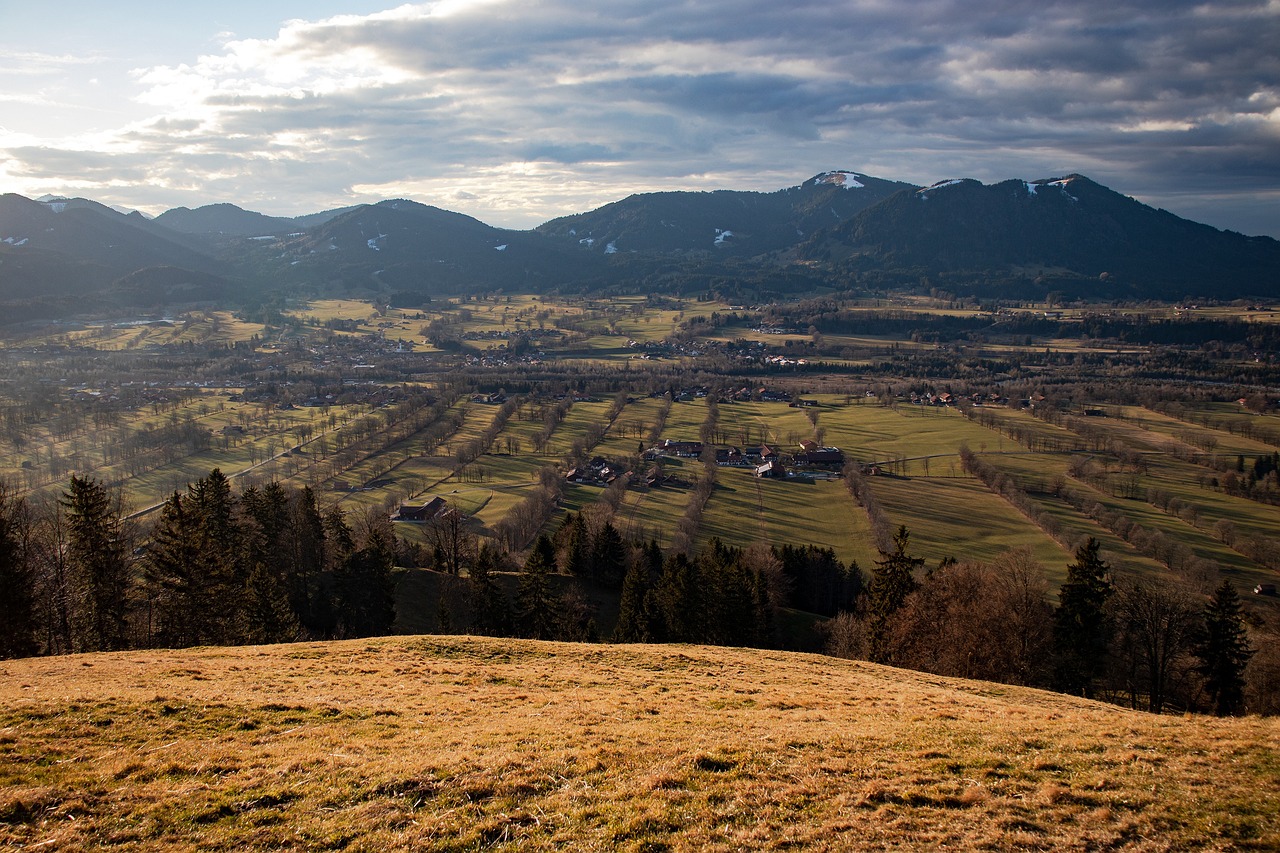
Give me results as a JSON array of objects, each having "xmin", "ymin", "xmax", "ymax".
[
  {"xmin": 153, "ymin": 203, "xmax": 303, "ymax": 237},
  {"xmin": 537, "ymin": 171, "xmax": 915, "ymax": 256},
  {"xmin": 794, "ymin": 175, "xmax": 1280, "ymax": 297},
  {"xmin": 0, "ymin": 193, "xmax": 236, "ymax": 319},
  {"xmin": 272, "ymin": 198, "xmax": 604, "ymax": 298},
  {"xmin": 1, "ymin": 635, "xmax": 1276, "ymax": 850}
]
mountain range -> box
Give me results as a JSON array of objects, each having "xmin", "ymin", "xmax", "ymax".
[{"xmin": 1, "ymin": 170, "xmax": 1277, "ymax": 320}]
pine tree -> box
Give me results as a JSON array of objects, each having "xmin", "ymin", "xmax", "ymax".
[
  {"xmin": 1198, "ymin": 580, "xmax": 1254, "ymax": 716},
  {"xmin": 1053, "ymin": 537, "xmax": 1114, "ymax": 698},
  {"xmin": 0, "ymin": 486, "xmax": 38, "ymax": 659},
  {"xmin": 286, "ymin": 486, "xmax": 326, "ymax": 630},
  {"xmin": 468, "ymin": 541, "xmax": 510, "ymax": 636},
  {"xmin": 654, "ymin": 551, "xmax": 702, "ymax": 643},
  {"xmin": 334, "ymin": 512, "xmax": 396, "ymax": 638},
  {"xmin": 61, "ymin": 475, "xmax": 132, "ymax": 652},
  {"xmin": 559, "ymin": 512, "xmax": 590, "ymax": 577},
  {"xmin": 591, "ymin": 521, "xmax": 627, "ymax": 588},
  {"xmin": 515, "ymin": 535, "xmax": 559, "ymax": 640},
  {"xmin": 187, "ymin": 469, "xmax": 246, "ymax": 642},
  {"xmin": 867, "ymin": 525, "xmax": 922, "ymax": 663},
  {"xmin": 144, "ymin": 492, "xmax": 210, "ymax": 646},
  {"xmin": 613, "ymin": 544, "xmax": 654, "ymax": 643}
]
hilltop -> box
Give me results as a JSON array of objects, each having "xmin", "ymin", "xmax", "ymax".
[{"xmin": 2, "ymin": 636, "xmax": 1276, "ymax": 850}]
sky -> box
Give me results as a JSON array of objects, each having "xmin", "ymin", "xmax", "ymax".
[{"xmin": 1, "ymin": 0, "xmax": 1278, "ymax": 236}]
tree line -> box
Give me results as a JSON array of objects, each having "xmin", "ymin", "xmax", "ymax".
[
  {"xmin": 1, "ymin": 471, "xmax": 398, "ymax": 657},
  {"xmin": 3, "ymin": 473, "xmax": 1270, "ymax": 717},
  {"xmin": 825, "ymin": 529, "xmax": 1265, "ymax": 716}
]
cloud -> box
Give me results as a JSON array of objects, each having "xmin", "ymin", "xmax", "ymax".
[{"xmin": 2, "ymin": 0, "xmax": 1278, "ymax": 235}]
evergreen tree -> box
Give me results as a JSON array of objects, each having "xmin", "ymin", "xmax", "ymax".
[
  {"xmin": 591, "ymin": 521, "xmax": 627, "ymax": 588},
  {"xmin": 654, "ymin": 551, "xmax": 702, "ymax": 643},
  {"xmin": 187, "ymin": 469, "xmax": 246, "ymax": 642},
  {"xmin": 867, "ymin": 525, "xmax": 922, "ymax": 663},
  {"xmin": 515, "ymin": 535, "xmax": 559, "ymax": 640},
  {"xmin": 468, "ymin": 541, "xmax": 510, "ymax": 636},
  {"xmin": 0, "ymin": 486, "xmax": 38, "ymax": 659},
  {"xmin": 237, "ymin": 482, "xmax": 297, "ymax": 643},
  {"xmin": 613, "ymin": 544, "xmax": 655, "ymax": 643},
  {"xmin": 334, "ymin": 512, "xmax": 397, "ymax": 638},
  {"xmin": 1053, "ymin": 537, "xmax": 1114, "ymax": 698},
  {"xmin": 242, "ymin": 556, "xmax": 299, "ymax": 644},
  {"xmin": 61, "ymin": 475, "xmax": 132, "ymax": 652},
  {"xmin": 559, "ymin": 512, "xmax": 590, "ymax": 577},
  {"xmin": 144, "ymin": 492, "xmax": 211, "ymax": 646},
  {"xmin": 286, "ymin": 486, "xmax": 327, "ymax": 630},
  {"xmin": 1198, "ymin": 580, "xmax": 1254, "ymax": 716}
]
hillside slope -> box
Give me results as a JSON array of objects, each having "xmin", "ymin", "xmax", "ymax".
[{"xmin": 2, "ymin": 637, "xmax": 1276, "ymax": 850}]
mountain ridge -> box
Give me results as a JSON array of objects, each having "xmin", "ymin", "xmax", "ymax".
[{"xmin": 1, "ymin": 170, "xmax": 1277, "ymax": 318}]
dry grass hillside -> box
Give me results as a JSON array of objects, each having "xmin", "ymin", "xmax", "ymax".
[{"xmin": 2, "ymin": 637, "xmax": 1277, "ymax": 851}]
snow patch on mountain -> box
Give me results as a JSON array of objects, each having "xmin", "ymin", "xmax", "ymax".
[
  {"xmin": 1046, "ymin": 179, "xmax": 1079, "ymax": 201},
  {"xmin": 367, "ymin": 233, "xmax": 388, "ymax": 251},
  {"xmin": 605, "ymin": 241, "xmax": 618, "ymax": 254},
  {"xmin": 917, "ymin": 179, "xmax": 967, "ymax": 200},
  {"xmin": 494, "ymin": 244, "xmax": 508, "ymax": 251},
  {"xmin": 813, "ymin": 171, "xmax": 865, "ymax": 189},
  {"xmin": 579, "ymin": 237, "xmax": 595, "ymax": 247},
  {"xmin": 2, "ymin": 237, "xmax": 29, "ymax": 246},
  {"xmin": 714, "ymin": 229, "xmax": 734, "ymax": 246}
]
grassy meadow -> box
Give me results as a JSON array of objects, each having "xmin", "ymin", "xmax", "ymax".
[{"xmin": 1, "ymin": 636, "xmax": 1276, "ymax": 851}]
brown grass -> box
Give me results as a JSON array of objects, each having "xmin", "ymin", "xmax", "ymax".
[{"xmin": 2, "ymin": 638, "xmax": 1277, "ymax": 851}]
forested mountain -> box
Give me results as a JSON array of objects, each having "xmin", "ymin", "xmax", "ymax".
[
  {"xmin": 1, "ymin": 171, "xmax": 1277, "ymax": 320},
  {"xmin": 535, "ymin": 171, "xmax": 914, "ymax": 256},
  {"xmin": 153, "ymin": 203, "xmax": 304, "ymax": 237},
  {"xmin": 796, "ymin": 175, "xmax": 1280, "ymax": 298}
]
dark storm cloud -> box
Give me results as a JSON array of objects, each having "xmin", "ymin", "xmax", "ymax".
[{"xmin": 3, "ymin": 0, "xmax": 1276, "ymax": 235}]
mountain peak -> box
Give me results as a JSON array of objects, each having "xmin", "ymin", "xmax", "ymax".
[{"xmin": 811, "ymin": 171, "xmax": 867, "ymax": 190}]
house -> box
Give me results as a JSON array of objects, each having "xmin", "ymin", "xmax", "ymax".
[
  {"xmin": 797, "ymin": 447, "xmax": 845, "ymax": 467},
  {"xmin": 661, "ymin": 439, "xmax": 704, "ymax": 458},
  {"xmin": 714, "ymin": 447, "xmax": 745, "ymax": 466},
  {"xmin": 393, "ymin": 497, "xmax": 447, "ymax": 522},
  {"xmin": 798, "ymin": 440, "xmax": 819, "ymax": 453},
  {"xmin": 755, "ymin": 460, "xmax": 786, "ymax": 478}
]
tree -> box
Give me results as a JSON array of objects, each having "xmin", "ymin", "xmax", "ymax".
[
  {"xmin": 1197, "ymin": 580, "xmax": 1254, "ymax": 716},
  {"xmin": 61, "ymin": 475, "xmax": 132, "ymax": 652},
  {"xmin": 654, "ymin": 551, "xmax": 701, "ymax": 643},
  {"xmin": 515, "ymin": 535, "xmax": 560, "ymax": 640},
  {"xmin": 468, "ymin": 541, "xmax": 510, "ymax": 636},
  {"xmin": 867, "ymin": 526, "xmax": 922, "ymax": 663},
  {"xmin": 427, "ymin": 504, "xmax": 476, "ymax": 577},
  {"xmin": 286, "ymin": 486, "xmax": 327, "ymax": 630},
  {"xmin": 613, "ymin": 541, "xmax": 657, "ymax": 643},
  {"xmin": 333, "ymin": 509, "xmax": 396, "ymax": 637},
  {"xmin": 1053, "ymin": 538, "xmax": 1114, "ymax": 698},
  {"xmin": 144, "ymin": 492, "xmax": 211, "ymax": 647},
  {"xmin": 0, "ymin": 485, "xmax": 38, "ymax": 659},
  {"xmin": 590, "ymin": 520, "xmax": 627, "ymax": 588},
  {"xmin": 1112, "ymin": 580, "xmax": 1199, "ymax": 714}
]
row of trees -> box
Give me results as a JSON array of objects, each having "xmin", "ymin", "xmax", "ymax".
[
  {"xmin": 1, "ymin": 472, "xmax": 398, "ymax": 658},
  {"xmin": 828, "ymin": 530, "xmax": 1261, "ymax": 715}
]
